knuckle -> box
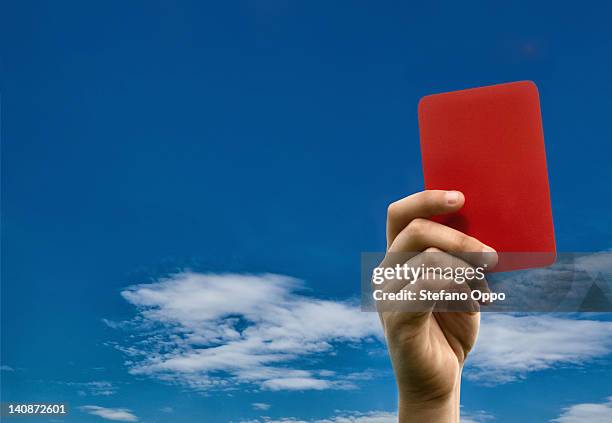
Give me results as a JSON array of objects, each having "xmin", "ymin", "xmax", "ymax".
[
  {"xmin": 424, "ymin": 246, "xmax": 441, "ymax": 253},
  {"xmin": 455, "ymin": 233, "xmax": 474, "ymax": 251},
  {"xmin": 406, "ymin": 218, "xmax": 428, "ymax": 238},
  {"xmin": 386, "ymin": 201, "xmax": 400, "ymax": 221}
]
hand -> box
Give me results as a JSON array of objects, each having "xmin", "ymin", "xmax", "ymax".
[{"xmin": 378, "ymin": 190, "xmax": 497, "ymax": 423}]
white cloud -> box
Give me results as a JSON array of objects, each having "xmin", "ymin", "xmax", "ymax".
[
  {"xmin": 68, "ymin": 381, "xmax": 117, "ymax": 396},
  {"xmin": 239, "ymin": 409, "xmax": 491, "ymax": 423},
  {"xmin": 238, "ymin": 410, "xmax": 396, "ymax": 423},
  {"xmin": 574, "ymin": 252, "xmax": 612, "ymax": 302},
  {"xmin": 160, "ymin": 406, "xmax": 173, "ymax": 413},
  {"xmin": 252, "ymin": 403, "xmax": 271, "ymax": 411},
  {"xmin": 102, "ymin": 318, "xmax": 122, "ymax": 329},
  {"xmin": 468, "ymin": 314, "xmax": 612, "ymax": 384},
  {"xmin": 0, "ymin": 365, "xmax": 14, "ymax": 372},
  {"xmin": 552, "ymin": 396, "xmax": 612, "ymax": 423},
  {"xmin": 79, "ymin": 405, "xmax": 138, "ymax": 422},
  {"xmin": 260, "ymin": 377, "xmax": 333, "ymax": 391},
  {"xmin": 574, "ymin": 251, "xmax": 612, "ymax": 276},
  {"xmin": 111, "ymin": 273, "xmax": 612, "ymax": 391},
  {"xmin": 111, "ymin": 272, "xmax": 382, "ymax": 392},
  {"xmin": 461, "ymin": 409, "xmax": 494, "ymax": 423}
]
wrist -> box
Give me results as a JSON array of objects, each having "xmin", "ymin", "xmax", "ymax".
[{"xmin": 397, "ymin": 374, "xmax": 461, "ymax": 423}]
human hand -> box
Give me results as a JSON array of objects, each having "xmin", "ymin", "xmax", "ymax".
[{"xmin": 378, "ymin": 190, "xmax": 497, "ymax": 422}]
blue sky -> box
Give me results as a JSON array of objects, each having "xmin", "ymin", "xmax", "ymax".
[{"xmin": 2, "ymin": 1, "xmax": 612, "ymax": 422}]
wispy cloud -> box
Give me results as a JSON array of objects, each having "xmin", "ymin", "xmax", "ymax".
[
  {"xmin": 110, "ymin": 272, "xmax": 612, "ymax": 391},
  {"xmin": 552, "ymin": 396, "xmax": 612, "ymax": 422},
  {"xmin": 0, "ymin": 365, "xmax": 14, "ymax": 372},
  {"xmin": 110, "ymin": 272, "xmax": 382, "ymax": 392},
  {"xmin": 79, "ymin": 405, "xmax": 138, "ymax": 422},
  {"xmin": 238, "ymin": 410, "xmax": 396, "ymax": 423},
  {"xmin": 68, "ymin": 381, "xmax": 117, "ymax": 396},
  {"xmin": 468, "ymin": 314, "xmax": 612, "ymax": 384},
  {"xmin": 252, "ymin": 403, "xmax": 271, "ymax": 411},
  {"xmin": 238, "ymin": 409, "xmax": 491, "ymax": 423},
  {"xmin": 461, "ymin": 409, "xmax": 495, "ymax": 423},
  {"xmin": 574, "ymin": 251, "xmax": 612, "ymax": 276}
]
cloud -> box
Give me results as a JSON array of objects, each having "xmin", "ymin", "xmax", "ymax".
[
  {"xmin": 467, "ymin": 314, "xmax": 612, "ymax": 384},
  {"xmin": 252, "ymin": 403, "xmax": 271, "ymax": 411},
  {"xmin": 0, "ymin": 365, "xmax": 14, "ymax": 372},
  {"xmin": 111, "ymin": 272, "xmax": 382, "ymax": 392},
  {"xmin": 238, "ymin": 410, "xmax": 396, "ymax": 423},
  {"xmin": 102, "ymin": 318, "xmax": 122, "ymax": 329},
  {"xmin": 68, "ymin": 381, "xmax": 117, "ymax": 396},
  {"xmin": 238, "ymin": 409, "xmax": 490, "ymax": 423},
  {"xmin": 110, "ymin": 272, "xmax": 612, "ymax": 391},
  {"xmin": 574, "ymin": 251, "xmax": 612, "ymax": 276},
  {"xmin": 79, "ymin": 406, "xmax": 138, "ymax": 422},
  {"xmin": 160, "ymin": 406, "xmax": 173, "ymax": 413},
  {"xmin": 461, "ymin": 409, "xmax": 494, "ymax": 423},
  {"xmin": 260, "ymin": 377, "xmax": 333, "ymax": 391},
  {"xmin": 552, "ymin": 396, "xmax": 612, "ymax": 423}
]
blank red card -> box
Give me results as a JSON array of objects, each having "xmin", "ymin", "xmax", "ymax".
[{"xmin": 418, "ymin": 81, "xmax": 555, "ymax": 271}]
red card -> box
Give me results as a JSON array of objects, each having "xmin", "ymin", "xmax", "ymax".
[{"xmin": 418, "ymin": 81, "xmax": 556, "ymax": 271}]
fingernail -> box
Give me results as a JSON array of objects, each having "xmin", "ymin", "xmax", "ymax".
[
  {"xmin": 445, "ymin": 191, "xmax": 460, "ymax": 205},
  {"xmin": 481, "ymin": 245, "xmax": 498, "ymax": 268}
]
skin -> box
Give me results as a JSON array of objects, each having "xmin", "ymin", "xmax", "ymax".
[{"xmin": 379, "ymin": 190, "xmax": 498, "ymax": 423}]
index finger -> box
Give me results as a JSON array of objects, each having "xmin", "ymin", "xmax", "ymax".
[{"xmin": 386, "ymin": 190, "xmax": 465, "ymax": 248}]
